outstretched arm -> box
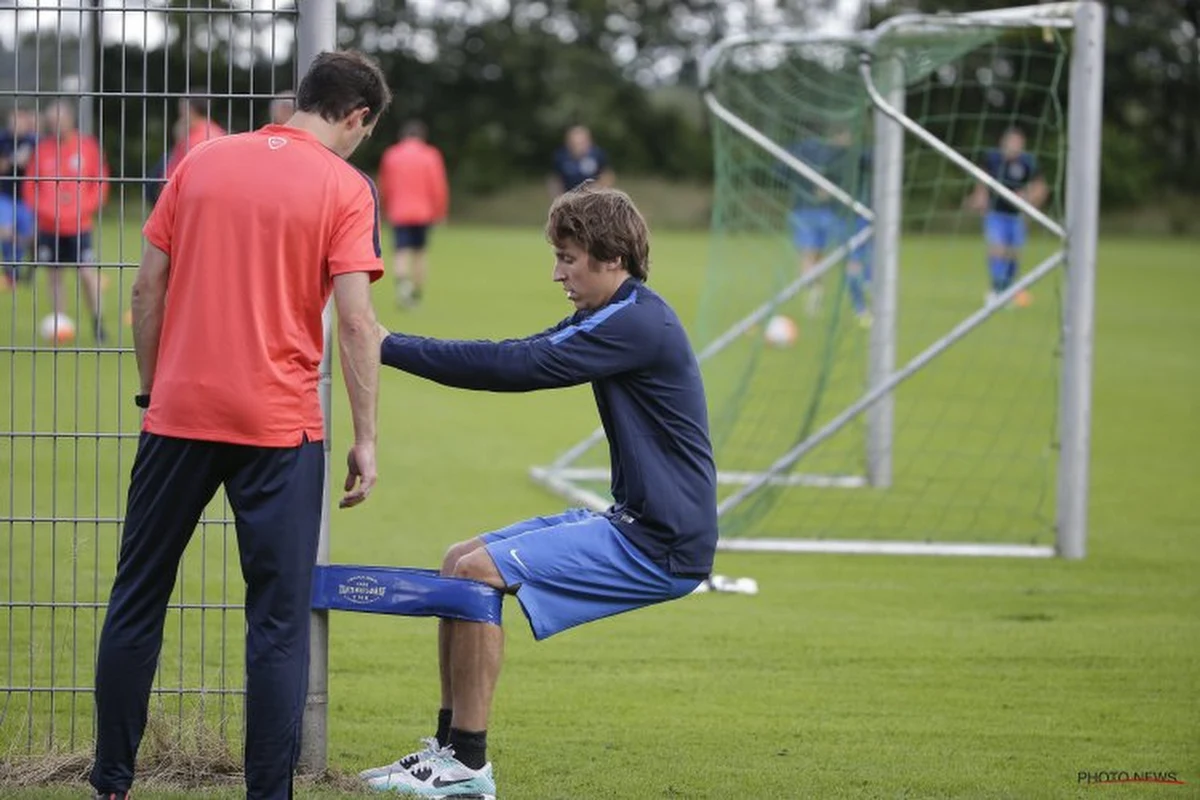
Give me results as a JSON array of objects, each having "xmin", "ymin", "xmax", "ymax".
[
  {"xmin": 381, "ymin": 297, "xmax": 658, "ymax": 392},
  {"xmin": 131, "ymin": 243, "xmax": 170, "ymax": 395}
]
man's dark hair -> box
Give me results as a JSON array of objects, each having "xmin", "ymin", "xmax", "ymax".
[
  {"xmin": 546, "ymin": 184, "xmax": 651, "ymax": 282},
  {"xmin": 401, "ymin": 119, "xmax": 427, "ymax": 140},
  {"xmin": 296, "ymin": 50, "xmax": 392, "ymax": 125}
]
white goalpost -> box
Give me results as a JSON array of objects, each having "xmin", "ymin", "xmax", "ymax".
[{"xmin": 531, "ymin": 2, "xmax": 1105, "ymax": 559}]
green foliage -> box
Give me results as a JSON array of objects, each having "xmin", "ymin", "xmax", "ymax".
[{"xmin": 11, "ymin": 0, "xmax": 1194, "ymax": 217}]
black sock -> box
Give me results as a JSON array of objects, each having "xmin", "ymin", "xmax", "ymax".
[
  {"xmin": 448, "ymin": 727, "xmax": 487, "ymax": 770},
  {"xmin": 436, "ymin": 708, "xmax": 453, "ymax": 748}
]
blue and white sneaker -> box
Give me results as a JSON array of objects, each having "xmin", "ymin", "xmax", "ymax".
[
  {"xmin": 368, "ymin": 748, "xmax": 496, "ymax": 799},
  {"xmin": 359, "ymin": 737, "xmax": 443, "ymax": 782}
]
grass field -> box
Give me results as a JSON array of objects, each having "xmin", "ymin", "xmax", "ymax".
[{"xmin": 1, "ymin": 223, "xmax": 1198, "ymax": 798}]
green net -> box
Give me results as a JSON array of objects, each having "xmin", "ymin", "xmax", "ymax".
[{"xmin": 694, "ymin": 19, "xmax": 1072, "ymax": 545}]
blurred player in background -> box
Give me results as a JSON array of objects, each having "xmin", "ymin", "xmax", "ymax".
[
  {"xmin": 363, "ymin": 186, "xmax": 717, "ymax": 800},
  {"xmin": 164, "ymin": 95, "xmax": 226, "ymax": 180},
  {"xmin": 548, "ymin": 124, "xmax": 613, "ymax": 196},
  {"xmin": 966, "ymin": 126, "xmax": 1048, "ymax": 307},
  {"xmin": 379, "ymin": 119, "xmax": 449, "ymax": 308},
  {"xmin": 0, "ymin": 107, "xmax": 38, "ymax": 287},
  {"xmin": 269, "ymin": 96, "xmax": 295, "ymax": 126},
  {"xmin": 23, "ymin": 101, "xmax": 110, "ymax": 341},
  {"xmin": 783, "ymin": 127, "xmax": 872, "ymax": 323},
  {"xmin": 89, "ymin": 50, "xmax": 390, "ymax": 800},
  {"xmin": 145, "ymin": 116, "xmax": 187, "ymax": 208}
]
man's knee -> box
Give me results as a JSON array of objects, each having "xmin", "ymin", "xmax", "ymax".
[
  {"xmin": 452, "ymin": 549, "xmax": 504, "ymax": 588},
  {"xmin": 441, "ymin": 538, "xmax": 483, "ymax": 576}
]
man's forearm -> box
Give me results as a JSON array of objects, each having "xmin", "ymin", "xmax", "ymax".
[
  {"xmin": 339, "ymin": 314, "xmax": 380, "ymax": 444},
  {"xmin": 131, "ymin": 281, "xmax": 167, "ymax": 394}
]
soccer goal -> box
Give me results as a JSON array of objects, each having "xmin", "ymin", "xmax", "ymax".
[{"xmin": 530, "ymin": 2, "xmax": 1104, "ymax": 559}]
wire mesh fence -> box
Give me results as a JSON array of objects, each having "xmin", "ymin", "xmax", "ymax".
[{"xmin": 2, "ymin": 0, "xmax": 300, "ymax": 759}]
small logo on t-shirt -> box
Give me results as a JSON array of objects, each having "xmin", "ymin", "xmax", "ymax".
[{"xmin": 267, "ymin": 136, "xmax": 288, "ymax": 150}]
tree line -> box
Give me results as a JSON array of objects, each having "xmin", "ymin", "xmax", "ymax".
[{"xmin": 4, "ymin": 0, "xmax": 1193, "ymax": 214}]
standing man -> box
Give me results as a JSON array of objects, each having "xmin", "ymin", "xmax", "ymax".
[
  {"xmin": 23, "ymin": 101, "xmax": 110, "ymax": 341},
  {"xmin": 966, "ymin": 126, "xmax": 1048, "ymax": 307},
  {"xmin": 164, "ymin": 95, "xmax": 226, "ymax": 180},
  {"xmin": 362, "ymin": 186, "xmax": 717, "ymax": 799},
  {"xmin": 0, "ymin": 107, "xmax": 38, "ymax": 287},
  {"xmin": 548, "ymin": 124, "xmax": 614, "ymax": 196},
  {"xmin": 88, "ymin": 51, "xmax": 392, "ymax": 800},
  {"xmin": 781, "ymin": 127, "xmax": 867, "ymax": 319},
  {"xmin": 378, "ymin": 120, "xmax": 449, "ymax": 308}
]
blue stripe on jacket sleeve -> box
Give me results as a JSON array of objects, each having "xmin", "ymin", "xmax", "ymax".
[
  {"xmin": 549, "ymin": 291, "xmax": 638, "ymax": 345},
  {"xmin": 355, "ymin": 167, "xmax": 383, "ymax": 258}
]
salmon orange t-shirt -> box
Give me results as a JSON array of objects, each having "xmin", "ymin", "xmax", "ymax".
[
  {"xmin": 378, "ymin": 138, "xmax": 449, "ymax": 225},
  {"xmin": 22, "ymin": 132, "xmax": 110, "ymax": 235},
  {"xmin": 142, "ymin": 125, "xmax": 383, "ymax": 447}
]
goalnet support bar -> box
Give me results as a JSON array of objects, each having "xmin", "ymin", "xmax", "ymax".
[{"xmin": 715, "ymin": 249, "xmax": 1065, "ymax": 516}]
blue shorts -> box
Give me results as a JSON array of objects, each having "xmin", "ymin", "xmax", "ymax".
[
  {"xmin": 393, "ymin": 224, "xmax": 429, "ymax": 251},
  {"xmin": 789, "ymin": 207, "xmax": 840, "ymax": 251},
  {"xmin": 37, "ymin": 232, "xmax": 95, "ymax": 267},
  {"xmin": 984, "ymin": 212, "xmax": 1026, "ymax": 249},
  {"xmin": 482, "ymin": 509, "xmax": 702, "ymax": 641}
]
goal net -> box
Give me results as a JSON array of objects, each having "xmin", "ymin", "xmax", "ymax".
[{"xmin": 531, "ymin": 2, "xmax": 1104, "ymax": 558}]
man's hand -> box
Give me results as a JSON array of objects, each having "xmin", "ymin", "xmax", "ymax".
[{"xmin": 340, "ymin": 441, "xmax": 377, "ymax": 508}]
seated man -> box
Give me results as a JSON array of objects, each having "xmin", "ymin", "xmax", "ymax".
[{"xmin": 364, "ymin": 185, "xmax": 718, "ymax": 799}]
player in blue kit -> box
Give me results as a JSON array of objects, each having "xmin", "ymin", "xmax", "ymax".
[
  {"xmin": 549, "ymin": 125, "xmax": 613, "ymax": 195},
  {"xmin": 0, "ymin": 108, "xmax": 37, "ymax": 286},
  {"xmin": 967, "ymin": 127, "xmax": 1048, "ymax": 306},
  {"xmin": 362, "ymin": 185, "xmax": 718, "ymax": 799},
  {"xmin": 783, "ymin": 128, "xmax": 873, "ymax": 323}
]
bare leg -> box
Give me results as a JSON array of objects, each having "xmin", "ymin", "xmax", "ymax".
[
  {"xmin": 49, "ymin": 268, "xmax": 64, "ymax": 316},
  {"xmin": 846, "ymin": 259, "xmax": 868, "ymax": 320},
  {"xmin": 78, "ymin": 266, "xmax": 105, "ymax": 335},
  {"xmin": 448, "ymin": 549, "xmax": 506, "ymax": 733},
  {"xmin": 800, "ymin": 249, "xmax": 823, "ymax": 316},
  {"xmin": 394, "ymin": 248, "xmax": 414, "ymax": 307},
  {"xmin": 438, "ymin": 538, "xmax": 489, "ymax": 710},
  {"xmin": 411, "ymin": 249, "xmax": 428, "ymax": 300}
]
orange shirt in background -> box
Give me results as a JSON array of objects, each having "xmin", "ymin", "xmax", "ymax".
[
  {"xmin": 378, "ymin": 137, "xmax": 449, "ymax": 225},
  {"xmin": 165, "ymin": 119, "xmax": 226, "ymax": 180},
  {"xmin": 23, "ymin": 132, "xmax": 110, "ymax": 235},
  {"xmin": 142, "ymin": 125, "xmax": 384, "ymax": 447}
]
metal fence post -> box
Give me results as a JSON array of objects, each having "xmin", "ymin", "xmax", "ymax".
[{"xmin": 296, "ymin": 0, "xmax": 338, "ymax": 774}]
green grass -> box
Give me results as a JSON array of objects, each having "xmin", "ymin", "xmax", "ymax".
[{"xmin": 1, "ymin": 224, "xmax": 1198, "ymax": 798}]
